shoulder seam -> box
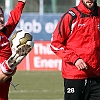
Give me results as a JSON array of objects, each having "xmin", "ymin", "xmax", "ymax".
[{"xmin": 58, "ymin": 7, "xmax": 77, "ymax": 37}]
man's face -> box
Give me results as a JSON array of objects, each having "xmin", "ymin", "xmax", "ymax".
[
  {"xmin": 0, "ymin": 9, "xmax": 4, "ymax": 30},
  {"xmin": 82, "ymin": 0, "xmax": 97, "ymax": 10}
]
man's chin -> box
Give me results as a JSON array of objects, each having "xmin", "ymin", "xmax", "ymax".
[{"xmin": 83, "ymin": 1, "xmax": 97, "ymax": 10}]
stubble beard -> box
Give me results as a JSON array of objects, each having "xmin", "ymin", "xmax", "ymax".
[{"xmin": 82, "ymin": 1, "xmax": 97, "ymax": 10}]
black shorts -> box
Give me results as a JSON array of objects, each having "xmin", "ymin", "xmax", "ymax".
[{"xmin": 64, "ymin": 78, "xmax": 100, "ymax": 100}]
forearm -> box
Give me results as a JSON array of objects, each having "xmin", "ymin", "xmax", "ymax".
[
  {"xmin": 50, "ymin": 43, "xmax": 79, "ymax": 64},
  {"xmin": 0, "ymin": 67, "xmax": 16, "ymax": 83}
]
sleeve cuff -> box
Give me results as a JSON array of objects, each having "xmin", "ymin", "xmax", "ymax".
[{"xmin": 70, "ymin": 54, "xmax": 80, "ymax": 64}]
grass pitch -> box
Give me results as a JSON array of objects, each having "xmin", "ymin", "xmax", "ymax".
[{"xmin": 9, "ymin": 71, "xmax": 63, "ymax": 100}]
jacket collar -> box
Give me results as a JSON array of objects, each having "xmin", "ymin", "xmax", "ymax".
[{"xmin": 77, "ymin": 0, "xmax": 97, "ymax": 15}]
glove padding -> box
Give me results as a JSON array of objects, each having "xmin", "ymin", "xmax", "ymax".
[
  {"xmin": 1, "ymin": 30, "xmax": 34, "ymax": 75},
  {"xmin": 1, "ymin": 44, "xmax": 33, "ymax": 74},
  {"xmin": 8, "ymin": 44, "xmax": 32, "ymax": 69}
]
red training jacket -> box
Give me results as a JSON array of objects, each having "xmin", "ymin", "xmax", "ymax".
[
  {"xmin": 50, "ymin": 1, "xmax": 100, "ymax": 79},
  {"xmin": 0, "ymin": 1, "xmax": 25, "ymax": 62}
]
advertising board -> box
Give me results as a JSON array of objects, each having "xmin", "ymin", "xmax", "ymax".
[{"xmin": 17, "ymin": 41, "xmax": 62, "ymax": 71}]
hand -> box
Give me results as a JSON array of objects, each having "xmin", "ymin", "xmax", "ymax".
[
  {"xmin": 75, "ymin": 59, "xmax": 88, "ymax": 70},
  {"xmin": 18, "ymin": 0, "xmax": 26, "ymax": 3}
]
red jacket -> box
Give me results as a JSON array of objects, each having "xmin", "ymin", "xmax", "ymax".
[
  {"xmin": 0, "ymin": 1, "xmax": 25, "ymax": 62},
  {"xmin": 50, "ymin": 1, "xmax": 100, "ymax": 79}
]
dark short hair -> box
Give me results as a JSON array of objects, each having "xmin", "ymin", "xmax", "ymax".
[{"xmin": 0, "ymin": 6, "xmax": 4, "ymax": 14}]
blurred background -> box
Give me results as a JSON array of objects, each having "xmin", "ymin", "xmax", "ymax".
[
  {"xmin": 1, "ymin": 0, "xmax": 77, "ymax": 13},
  {"xmin": 0, "ymin": 0, "xmax": 100, "ymax": 100},
  {"xmin": 2, "ymin": 0, "xmax": 100, "ymax": 13}
]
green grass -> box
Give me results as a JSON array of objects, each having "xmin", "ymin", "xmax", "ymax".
[{"xmin": 9, "ymin": 71, "xmax": 63, "ymax": 100}]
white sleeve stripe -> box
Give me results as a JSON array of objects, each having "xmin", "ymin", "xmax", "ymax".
[{"xmin": 50, "ymin": 44, "xmax": 64, "ymax": 51}]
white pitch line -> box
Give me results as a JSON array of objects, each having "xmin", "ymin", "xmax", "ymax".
[{"xmin": 9, "ymin": 89, "xmax": 63, "ymax": 93}]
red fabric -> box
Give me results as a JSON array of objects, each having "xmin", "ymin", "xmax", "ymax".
[
  {"xmin": 1, "ymin": 60, "xmax": 16, "ymax": 74},
  {"xmin": 0, "ymin": 56, "xmax": 12, "ymax": 100},
  {"xmin": 0, "ymin": 81, "xmax": 11, "ymax": 100},
  {"xmin": 0, "ymin": 1, "xmax": 25, "ymax": 100},
  {"xmin": 0, "ymin": 1, "xmax": 25, "ymax": 59},
  {"xmin": 50, "ymin": 1, "xmax": 100, "ymax": 79}
]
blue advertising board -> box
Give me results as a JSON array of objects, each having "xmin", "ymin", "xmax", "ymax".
[{"xmin": 5, "ymin": 13, "xmax": 62, "ymax": 41}]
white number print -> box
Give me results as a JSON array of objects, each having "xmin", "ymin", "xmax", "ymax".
[{"xmin": 67, "ymin": 88, "xmax": 75, "ymax": 93}]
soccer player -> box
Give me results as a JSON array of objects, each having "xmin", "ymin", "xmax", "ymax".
[
  {"xmin": 50, "ymin": 0, "xmax": 100, "ymax": 100},
  {"xmin": 0, "ymin": 0, "xmax": 26, "ymax": 100}
]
